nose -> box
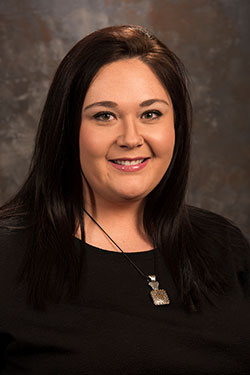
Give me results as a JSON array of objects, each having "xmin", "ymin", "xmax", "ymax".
[{"xmin": 116, "ymin": 117, "xmax": 144, "ymax": 149}]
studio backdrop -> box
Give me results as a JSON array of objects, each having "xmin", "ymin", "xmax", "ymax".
[{"xmin": 0, "ymin": 0, "xmax": 249, "ymax": 236}]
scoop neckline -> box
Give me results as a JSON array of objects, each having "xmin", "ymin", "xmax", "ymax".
[{"xmin": 73, "ymin": 235, "xmax": 157, "ymax": 256}]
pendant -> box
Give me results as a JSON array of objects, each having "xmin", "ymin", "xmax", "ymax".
[{"xmin": 148, "ymin": 275, "xmax": 170, "ymax": 305}]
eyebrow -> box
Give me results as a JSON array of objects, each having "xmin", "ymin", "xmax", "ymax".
[
  {"xmin": 83, "ymin": 99, "xmax": 169, "ymax": 111},
  {"xmin": 140, "ymin": 99, "xmax": 169, "ymax": 107}
]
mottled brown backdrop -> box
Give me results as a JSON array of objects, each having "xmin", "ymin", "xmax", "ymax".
[{"xmin": 0, "ymin": 0, "xmax": 249, "ymax": 236}]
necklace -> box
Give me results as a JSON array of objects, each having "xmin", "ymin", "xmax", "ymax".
[{"xmin": 82, "ymin": 209, "xmax": 170, "ymax": 306}]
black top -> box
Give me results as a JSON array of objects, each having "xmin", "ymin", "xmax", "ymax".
[{"xmin": 0, "ymin": 219, "xmax": 250, "ymax": 374}]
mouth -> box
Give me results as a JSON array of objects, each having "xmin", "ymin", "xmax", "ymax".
[
  {"xmin": 109, "ymin": 158, "xmax": 150, "ymax": 166},
  {"xmin": 108, "ymin": 157, "xmax": 150, "ymax": 172}
]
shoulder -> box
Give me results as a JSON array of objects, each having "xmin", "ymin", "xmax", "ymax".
[
  {"xmin": 0, "ymin": 226, "xmax": 30, "ymax": 249},
  {"xmin": 187, "ymin": 205, "xmax": 249, "ymax": 250},
  {"xmin": 187, "ymin": 205, "xmax": 250, "ymax": 296},
  {"xmin": 0, "ymin": 216, "xmax": 31, "ymax": 266},
  {"xmin": 0, "ymin": 221, "xmax": 32, "ymax": 303},
  {"xmin": 188, "ymin": 205, "xmax": 236, "ymax": 227}
]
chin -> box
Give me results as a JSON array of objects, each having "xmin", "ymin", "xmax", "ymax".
[{"xmin": 114, "ymin": 188, "xmax": 149, "ymax": 202}]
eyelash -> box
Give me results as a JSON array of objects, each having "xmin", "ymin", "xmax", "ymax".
[
  {"xmin": 93, "ymin": 110, "xmax": 163, "ymax": 121},
  {"xmin": 142, "ymin": 110, "xmax": 162, "ymax": 120},
  {"xmin": 93, "ymin": 111, "xmax": 115, "ymax": 121}
]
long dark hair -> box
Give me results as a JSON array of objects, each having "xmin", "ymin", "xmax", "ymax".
[{"xmin": 0, "ymin": 25, "xmax": 232, "ymax": 311}]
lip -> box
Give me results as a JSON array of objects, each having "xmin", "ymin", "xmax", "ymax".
[
  {"xmin": 108, "ymin": 157, "xmax": 150, "ymax": 172},
  {"xmin": 109, "ymin": 157, "xmax": 149, "ymax": 161}
]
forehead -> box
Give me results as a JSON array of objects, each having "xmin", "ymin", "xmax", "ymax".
[{"xmin": 84, "ymin": 58, "xmax": 170, "ymax": 104}]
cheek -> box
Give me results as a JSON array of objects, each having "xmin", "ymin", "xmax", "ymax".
[
  {"xmin": 79, "ymin": 127, "xmax": 105, "ymax": 161},
  {"xmin": 149, "ymin": 126, "xmax": 175, "ymax": 159}
]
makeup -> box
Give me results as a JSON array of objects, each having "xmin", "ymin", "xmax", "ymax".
[{"xmin": 109, "ymin": 158, "xmax": 149, "ymax": 172}]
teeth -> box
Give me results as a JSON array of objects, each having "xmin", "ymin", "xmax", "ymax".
[{"xmin": 113, "ymin": 159, "xmax": 144, "ymax": 165}]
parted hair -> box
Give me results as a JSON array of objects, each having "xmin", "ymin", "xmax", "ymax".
[{"xmin": 0, "ymin": 25, "xmax": 233, "ymax": 311}]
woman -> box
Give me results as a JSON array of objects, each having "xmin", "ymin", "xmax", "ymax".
[{"xmin": 0, "ymin": 25, "xmax": 249, "ymax": 374}]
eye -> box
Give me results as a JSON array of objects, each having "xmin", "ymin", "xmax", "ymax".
[
  {"xmin": 93, "ymin": 111, "xmax": 116, "ymax": 121},
  {"xmin": 141, "ymin": 110, "xmax": 162, "ymax": 120}
]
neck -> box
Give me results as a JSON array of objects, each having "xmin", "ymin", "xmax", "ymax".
[
  {"xmin": 84, "ymin": 197, "xmax": 144, "ymax": 229},
  {"xmin": 77, "ymin": 195, "xmax": 153, "ymax": 252}
]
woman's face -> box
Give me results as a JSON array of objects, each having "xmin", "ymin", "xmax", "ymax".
[{"xmin": 79, "ymin": 58, "xmax": 175, "ymax": 205}]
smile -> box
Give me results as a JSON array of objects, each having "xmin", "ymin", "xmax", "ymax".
[
  {"xmin": 109, "ymin": 158, "xmax": 150, "ymax": 172},
  {"xmin": 112, "ymin": 159, "xmax": 145, "ymax": 165}
]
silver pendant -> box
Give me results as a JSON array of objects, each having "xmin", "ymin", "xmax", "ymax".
[{"xmin": 148, "ymin": 275, "xmax": 170, "ymax": 305}]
